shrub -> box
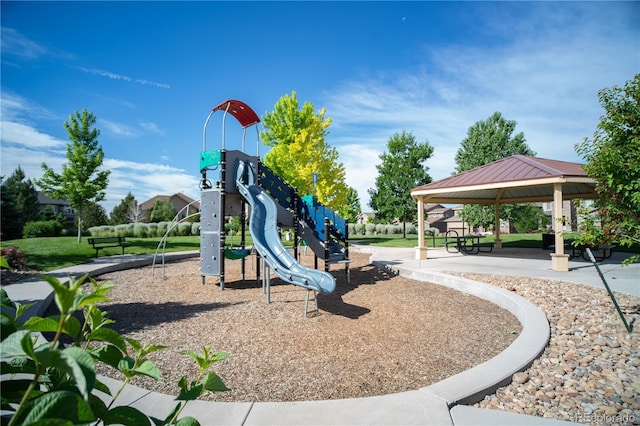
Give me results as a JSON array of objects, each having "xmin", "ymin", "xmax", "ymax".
[
  {"xmin": 0, "ymin": 245, "xmax": 27, "ymax": 270},
  {"xmin": 375, "ymin": 224, "xmax": 387, "ymax": 235},
  {"xmin": 147, "ymin": 222, "xmax": 159, "ymax": 237},
  {"xmin": 388, "ymin": 225, "xmax": 402, "ymax": 235},
  {"xmin": 88, "ymin": 225, "xmax": 115, "ymax": 237},
  {"xmin": 354, "ymin": 223, "xmax": 365, "ymax": 235},
  {"xmin": 177, "ymin": 222, "xmax": 192, "ymax": 236},
  {"xmin": 0, "ymin": 275, "xmax": 229, "ymax": 425},
  {"xmin": 133, "ymin": 223, "xmax": 148, "ymax": 238},
  {"xmin": 405, "ymin": 223, "xmax": 417, "ymax": 235},
  {"xmin": 114, "ymin": 224, "xmax": 128, "ymax": 237},
  {"xmin": 191, "ymin": 222, "xmax": 201, "ymax": 236},
  {"xmin": 22, "ymin": 220, "xmax": 64, "ymax": 238},
  {"xmin": 425, "ymin": 227, "xmax": 440, "ymax": 237},
  {"xmin": 347, "ymin": 223, "xmax": 356, "ymax": 235},
  {"xmin": 365, "ymin": 224, "xmax": 376, "ymax": 235},
  {"xmin": 126, "ymin": 223, "xmax": 135, "ymax": 237},
  {"xmin": 157, "ymin": 221, "xmax": 170, "ymax": 237}
]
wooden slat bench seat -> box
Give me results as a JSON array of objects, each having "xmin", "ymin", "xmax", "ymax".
[{"xmin": 87, "ymin": 236, "xmax": 130, "ymax": 258}]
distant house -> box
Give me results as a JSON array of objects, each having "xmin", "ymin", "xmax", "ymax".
[
  {"xmin": 424, "ymin": 204, "xmax": 454, "ymax": 234},
  {"xmin": 356, "ymin": 212, "xmax": 376, "ymax": 225},
  {"xmin": 37, "ymin": 192, "xmax": 75, "ymax": 224},
  {"xmin": 539, "ymin": 200, "xmax": 580, "ymax": 232},
  {"xmin": 139, "ymin": 193, "xmax": 200, "ymax": 222}
]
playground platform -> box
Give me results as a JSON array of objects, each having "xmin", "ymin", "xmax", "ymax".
[{"xmin": 5, "ymin": 246, "xmax": 638, "ymax": 424}]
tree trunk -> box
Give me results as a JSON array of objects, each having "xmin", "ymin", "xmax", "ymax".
[{"xmin": 77, "ymin": 213, "xmax": 82, "ymax": 243}]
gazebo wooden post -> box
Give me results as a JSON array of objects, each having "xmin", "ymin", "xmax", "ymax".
[
  {"xmin": 551, "ymin": 183, "xmax": 569, "ymax": 272},
  {"xmin": 493, "ymin": 201, "xmax": 502, "ymax": 249},
  {"xmin": 416, "ymin": 196, "xmax": 428, "ymax": 260}
]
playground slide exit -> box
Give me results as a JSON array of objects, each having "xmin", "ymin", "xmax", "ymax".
[{"xmin": 235, "ymin": 160, "xmax": 336, "ymax": 294}]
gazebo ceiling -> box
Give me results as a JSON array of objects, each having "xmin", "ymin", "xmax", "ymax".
[{"xmin": 411, "ymin": 155, "xmax": 597, "ymax": 205}]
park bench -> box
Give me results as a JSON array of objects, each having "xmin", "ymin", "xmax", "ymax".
[{"xmin": 87, "ymin": 236, "xmax": 130, "ymax": 258}]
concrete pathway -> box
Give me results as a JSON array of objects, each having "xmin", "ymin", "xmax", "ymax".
[{"xmin": 6, "ymin": 245, "xmax": 630, "ymax": 424}]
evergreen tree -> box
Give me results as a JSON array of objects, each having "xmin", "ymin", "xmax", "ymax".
[
  {"xmin": 110, "ymin": 192, "xmax": 136, "ymax": 225},
  {"xmin": 81, "ymin": 201, "xmax": 109, "ymax": 228},
  {"xmin": 368, "ymin": 130, "xmax": 434, "ymax": 238},
  {"xmin": 0, "ymin": 177, "xmax": 22, "ymax": 240},
  {"xmin": 1, "ymin": 167, "xmax": 41, "ymax": 238}
]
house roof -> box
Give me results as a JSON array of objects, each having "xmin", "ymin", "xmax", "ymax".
[
  {"xmin": 411, "ymin": 155, "xmax": 597, "ymax": 205},
  {"xmin": 37, "ymin": 192, "xmax": 70, "ymax": 205},
  {"xmin": 139, "ymin": 193, "xmax": 200, "ymax": 210}
]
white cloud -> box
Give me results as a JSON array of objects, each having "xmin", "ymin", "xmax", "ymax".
[
  {"xmin": 324, "ymin": 3, "xmax": 638, "ymax": 209},
  {"xmin": 0, "ymin": 121, "xmax": 67, "ymax": 148},
  {"xmin": 140, "ymin": 121, "xmax": 165, "ymax": 135},
  {"xmin": 338, "ymin": 144, "xmax": 382, "ymax": 212},
  {"xmin": 1, "ymin": 27, "xmax": 71, "ymax": 60},
  {"xmin": 99, "ymin": 119, "xmax": 137, "ymax": 137},
  {"xmin": 78, "ymin": 67, "xmax": 170, "ymax": 89},
  {"xmin": 100, "ymin": 158, "xmax": 199, "ymax": 212},
  {"xmin": 0, "ymin": 145, "xmax": 64, "ymax": 178}
]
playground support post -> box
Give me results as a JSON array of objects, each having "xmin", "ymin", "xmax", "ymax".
[
  {"xmin": 293, "ymin": 193, "xmax": 299, "ymax": 261},
  {"xmin": 219, "ymin": 149, "xmax": 226, "ymax": 290},
  {"xmin": 240, "ymin": 198, "xmax": 246, "ymax": 281},
  {"xmin": 324, "ymin": 218, "xmax": 330, "ymax": 272}
]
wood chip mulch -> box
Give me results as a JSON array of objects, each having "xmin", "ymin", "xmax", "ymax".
[{"xmin": 55, "ymin": 252, "xmax": 521, "ymax": 402}]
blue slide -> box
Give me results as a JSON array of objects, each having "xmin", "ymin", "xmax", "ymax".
[{"xmin": 235, "ymin": 160, "xmax": 336, "ymax": 294}]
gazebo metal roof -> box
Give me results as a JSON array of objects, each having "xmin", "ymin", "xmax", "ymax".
[{"xmin": 411, "ymin": 155, "xmax": 597, "ymax": 204}]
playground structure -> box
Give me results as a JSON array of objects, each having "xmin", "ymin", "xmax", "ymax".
[{"xmin": 197, "ymin": 100, "xmax": 350, "ymax": 310}]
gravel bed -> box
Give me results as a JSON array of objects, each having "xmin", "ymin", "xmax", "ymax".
[{"xmin": 461, "ymin": 273, "xmax": 640, "ymax": 425}]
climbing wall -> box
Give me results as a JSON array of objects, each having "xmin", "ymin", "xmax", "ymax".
[{"xmin": 200, "ymin": 188, "xmax": 222, "ymax": 276}]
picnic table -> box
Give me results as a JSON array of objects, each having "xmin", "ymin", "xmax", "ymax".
[
  {"xmin": 444, "ymin": 233, "xmax": 493, "ymax": 255},
  {"xmin": 548, "ymin": 238, "xmax": 615, "ymax": 262}
]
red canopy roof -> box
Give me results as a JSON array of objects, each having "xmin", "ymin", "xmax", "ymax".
[{"xmin": 212, "ymin": 100, "xmax": 260, "ymax": 128}]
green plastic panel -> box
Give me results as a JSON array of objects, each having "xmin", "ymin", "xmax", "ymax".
[{"xmin": 200, "ymin": 150, "xmax": 222, "ymax": 172}]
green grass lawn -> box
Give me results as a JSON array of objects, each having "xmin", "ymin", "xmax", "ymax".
[
  {"xmin": 2, "ymin": 232, "xmax": 637, "ymax": 272},
  {"xmin": 350, "ymin": 232, "xmax": 556, "ymax": 248},
  {"xmin": 1, "ymin": 236, "xmax": 201, "ymax": 271}
]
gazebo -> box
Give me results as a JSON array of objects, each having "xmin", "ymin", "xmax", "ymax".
[{"xmin": 411, "ymin": 155, "xmax": 598, "ymax": 272}]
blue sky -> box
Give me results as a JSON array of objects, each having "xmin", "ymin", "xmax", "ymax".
[{"xmin": 2, "ymin": 1, "xmax": 638, "ymax": 214}]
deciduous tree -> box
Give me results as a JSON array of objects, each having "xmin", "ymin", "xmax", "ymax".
[
  {"xmin": 149, "ymin": 199, "xmax": 177, "ymax": 223},
  {"xmin": 368, "ymin": 130, "xmax": 434, "ymax": 238},
  {"xmin": 338, "ymin": 186, "xmax": 361, "ymax": 224},
  {"xmin": 454, "ymin": 112, "xmax": 536, "ymax": 230},
  {"xmin": 37, "ymin": 109, "xmax": 110, "ymax": 242},
  {"xmin": 575, "ymin": 74, "xmax": 640, "ymax": 263},
  {"xmin": 261, "ymin": 91, "xmax": 349, "ymax": 211}
]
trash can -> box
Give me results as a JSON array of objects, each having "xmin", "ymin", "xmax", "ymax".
[{"xmin": 542, "ymin": 233, "xmax": 555, "ymax": 250}]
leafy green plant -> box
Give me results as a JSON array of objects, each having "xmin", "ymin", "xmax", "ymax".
[
  {"xmin": 0, "ymin": 273, "xmax": 229, "ymax": 425},
  {"xmin": 22, "ymin": 220, "xmax": 65, "ymax": 238}
]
